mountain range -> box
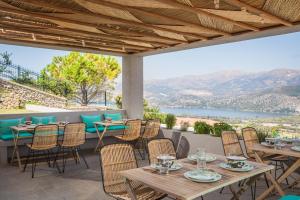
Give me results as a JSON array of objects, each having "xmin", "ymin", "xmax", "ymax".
[{"xmin": 143, "ymin": 69, "xmax": 300, "ymax": 113}]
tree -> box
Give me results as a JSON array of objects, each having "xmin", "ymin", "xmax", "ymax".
[
  {"xmin": 0, "ymin": 51, "xmax": 12, "ymax": 74},
  {"xmin": 39, "ymin": 52, "xmax": 121, "ymax": 105}
]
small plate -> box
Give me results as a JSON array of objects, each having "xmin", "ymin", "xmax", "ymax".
[
  {"xmin": 150, "ymin": 163, "xmax": 183, "ymax": 171},
  {"xmin": 291, "ymin": 146, "xmax": 300, "ymax": 152},
  {"xmin": 219, "ymin": 162, "xmax": 254, "ymax": 172},
  {"xmin": 187, "ymin": 154, "xmax": 217, "ymax": 162},
  {"xmin": 184, "ymin": 170, "xmax": 222, "ymax": 183}
]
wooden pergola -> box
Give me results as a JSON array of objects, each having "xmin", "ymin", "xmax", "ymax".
[
  {"xmin": 0, "ymin": 0, "xmax": 300, "ymax": 117},
  {"xmin": 0, "ymin": 0, "xmax": 300, "ymax": 56}
]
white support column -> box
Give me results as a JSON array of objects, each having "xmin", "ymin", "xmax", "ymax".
[{"xmin": 122, "ymin": 55, "xmax": 143, "ymax": 119}]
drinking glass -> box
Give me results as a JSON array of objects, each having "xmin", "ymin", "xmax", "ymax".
[
  {"xmin": 18, "ymin": 118, "xmax": 22, "ymax": 127},
  {"xmin": 196, "ymin": 148, "xmax": 206, "ymax": 171},
  {"xmin": 38, "ymin": 118, "xmax": 42, "ymax": 125}
]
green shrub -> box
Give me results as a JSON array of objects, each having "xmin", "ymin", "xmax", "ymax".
[
  {"xmin": 165, "ymin": 114, "xmax": 176, "ymax": 129},
  {"xmin": 144, "ymin": 112, "xmax": 166, "ymax": 124},
  {"xmin": 212, "ymin": 122, "xmax": 233, "ymax": 137},
  {"xmin": 194, "ymin": 121, "xmax": 212, "ymax": 134}
]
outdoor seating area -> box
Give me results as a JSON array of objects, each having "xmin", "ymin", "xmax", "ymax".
[
  {"xmin": 1, "ymin": 0, "xmax": 300, "ymax": 199},
  {"xmin": 0, "ymin": 111, "xmax": 299, "ymax": 199}
]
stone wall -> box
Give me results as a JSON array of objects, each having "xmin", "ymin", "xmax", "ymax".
[{"xmin": 0, "ymin": 79, "xmax": 67, "ymax": 109}]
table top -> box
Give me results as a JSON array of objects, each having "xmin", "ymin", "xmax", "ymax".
[
  {"xmin": 251, "ymin": 144, "xmax": 300, "ymax": 158},
  {"xmin": 120, "ymin": 154, "xmax": 273, "ymax": 200},
  {"xmin": 11, "ymin": 123, "xmax": 66, "ymax": 132},
  {"xmin": 94, "ymin": 121, "xmax": 125, "ymax": 126}
]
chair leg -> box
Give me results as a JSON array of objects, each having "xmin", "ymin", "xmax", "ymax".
[
  {"xmin": 274, "ymin": 161, "xmax": 278, "ymax": 180},
  {"xmin": 23, "ymin": 148, "xmax": 31, "ymax": 172},
  {"xmin": 31, "ymin": 151, "xmax": 36, "ymax": 178},
  {"xmin": 71, "ymin": 147, "xmax": 78, "ymax": 164},
  {"xmin": 219, "ymin": 187, "xmax": 225, "ymax": 194},
  {"xmin": 46, "ymin": 150, "xmax": 51, "ymax": 167},
  {"xmin": 280, "ymin": 161, "xmax": 289, "ymax": 185},
  {"xmin": 264, "ymin": 173, "xmax": 269, "ymax": 188},
  {"xmin": 53, "ymin": 147, "xmax": 61, "ymax": 174},
  {"xmin": 253, "ymin": 180, "xmax": 257, "ymax": 200},
  {"xmin": 62, "ymin": 147, "xmax": 66, "ymax": 173},
  {"xmin": 76, "ymin": 147, "xmax": 89, "ymax": 169}
]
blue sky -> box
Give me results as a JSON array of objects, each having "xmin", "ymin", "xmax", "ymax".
[{"xmin": 1, "ymin": 31, "xmax": 300, "ymax": 80}]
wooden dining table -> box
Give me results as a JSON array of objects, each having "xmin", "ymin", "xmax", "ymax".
[
  {"xmin": 251, "ymin": 143, "xmax": 300, "ymax": 200},
  {"xmin": 93, "ymin": 120, "xmax": 125, "ymax": 151},
  {"xmin": 120, "ymin": 154, "xmax": 274, "ymax": 200}
]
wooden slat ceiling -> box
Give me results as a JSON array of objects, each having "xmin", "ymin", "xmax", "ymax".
[{"xmin": 0, "ymin": 0, "xmax": 299, "ymax": 55}]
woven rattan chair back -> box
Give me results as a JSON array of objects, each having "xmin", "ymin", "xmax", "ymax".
[
  {"xmin": 121, "ymin": 119, "xmax": 142, "ymax": 141},
  {"xmin": 32, "ymin": 125, "xmax": 58, "ymax": 150},
  {"xmin": 62, "ymin": 123, "xmax": 86, "ymax": 147},
  {"xmin": 242, "ymin": 127, "xmax": 259, "ymax": 158},
  {"xmin": 100, "ymin": 143, "xmax": 139, "ymax": 195},
  {"xmin": 221, "ymin": 131, "xmax": 244, "ymax": 157},
  {"xmin": 176, "ymin": 136, "xmax": 190, "ymax": 159},
  {"xmin": 148, "ymin": 139, "xmax": 176, "ymax": 164},
  {"xmin": 142, "ymin": 119, "xmax": 160, "ymax": 139}
]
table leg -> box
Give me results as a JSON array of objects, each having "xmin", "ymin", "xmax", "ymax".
[
  {"xmin": 254, "ymin": 151, "xmax": 286, "ymax": 200},
  {"xmin": 94, "ymin": 124, "xmax": 108, "ymax": 152},
  {"xmin": 125, "ymin": 178, "xmax": 137, "ymax": 200},
  {"xmin": 11, "ymin": 130, "xmax": 22, "ymax": 170}
]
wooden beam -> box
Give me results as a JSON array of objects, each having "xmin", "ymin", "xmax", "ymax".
[
  {"xmin": 81, "ymin": 0, "xmax": 230, "ymax": 36},
  {"xmin": 12, "ymin": 0, "xmax": 206, "ymax": 40},
  {"xmin": 155, "ymin": 0, "xmax": 260, "ymax": 31},
  {"xmin": 0, "ymin": 23, "xmax": 155, "ymax": 50},
  {"xmin": 0, "ymin": 19, "xmax": 172, "ymax": 46},
  {"xmin": 0, "ymin": 30, "xmax": 139, "ymax": 53},
  {"xmin": 0, "ymin": 35, "xmax": 130, "ymax": 54},
  {"xmin": 0, "ymin": 6, "xmax": 189, "ymax": 45},
  {"xmin": 223, "ymin": 0, "xmax": 293, "ymax": 27}
]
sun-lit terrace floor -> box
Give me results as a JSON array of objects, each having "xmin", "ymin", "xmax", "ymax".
[{"xmin": 0, "ymin": 149, "xmax": 299, "ymax": 200}]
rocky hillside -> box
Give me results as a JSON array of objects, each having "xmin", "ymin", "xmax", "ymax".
[{"xmin": 144, "ymin": 69, "xmax": 300, "ymax": 113}]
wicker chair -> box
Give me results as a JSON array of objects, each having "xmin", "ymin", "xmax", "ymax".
[
  {"xmin": 140, "ymin": 119, "xmax": 161, "ymax": 159},
  {"xmin": 221, "ymin": 131, "xmax": 244, "ymax": 157},
  {"xmin": 147, "ymin": 138, "xmax": 176, "ymax": 165},
  {"xmin": 99, "ymin": 143, "xmax": 166, "ymax": 200},
  {"xmin": 23, "ymin": 124, "xmax": 60, "ymax": 178},
  {"xmin": 115, "ymin": 119, "xmax": 142, "ymax": 142},
  {"xmin": 176, "ymin": 136, "xmax": 190, "ymax": 159},
  {"xmin": 54, "ymin": 123, "xmax": 89, "ymax": 172},
  {"xmin": 242, "ymin": 127, "xmax": 259, "ymax": 159}
]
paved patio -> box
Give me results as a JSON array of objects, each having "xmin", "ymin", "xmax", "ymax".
[{"xmin": 0, "ymin": 148, "xmax": 298, "ymax": 200}]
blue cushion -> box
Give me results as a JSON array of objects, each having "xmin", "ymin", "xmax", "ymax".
[
  {"xmin": 0, "ymin": 117, "xmax": 26, "ymax": 138},
  {"xmin": 0, "ymin": 131, "xmax": 32, "ymax": 141},
  {"xmin": 86, "ymin": 125, "xmax": 126, "ymax": 133},
  {"xmin": 31, "ymin": 116, "xmax": 56, "ymax": 125},
  {"xmin": 104, "ymin": 113, "xmax": 122, "ymax": 121},
  {"xmin": 80, "ymin": 115, "xmax": 101, "ymax": 129},
  {"xmin": 280, "ymin": 196, "xmax": 300, "ymax": 200}
]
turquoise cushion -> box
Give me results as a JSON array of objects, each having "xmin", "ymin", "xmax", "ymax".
[
  {"xmin": 31, "ymin": 116, "xmax": 56, "ymax": 125},
  {"xmin": 280, "ymin": 196, "xmax": 300, "ymax": 200},
  {"xmin": 104, "ymin": 113, "xmax": 122, "ymax": 121},
  {"xmin": 0, "ymin": 117, "xmax": 26, "ymax": 137},
  {"xmin": 0, "ymin": 131, "xmax": 32, "ymax": 141},
  {"xmin": 80, "ymin": 115, "xmax": 101, "ymax": 129},
  {"xmin": 86, "ymin": 125, "xmax": 126, "ymax": 133}
]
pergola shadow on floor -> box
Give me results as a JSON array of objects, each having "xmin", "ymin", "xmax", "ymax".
[{"xmin": 0, "ymin": 149, "xmax": 299, "ymax": 200}]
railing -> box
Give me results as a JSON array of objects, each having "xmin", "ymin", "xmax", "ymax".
[{"xmin": 0, "ymin": 63, "xmax": 39, "ymax": 81}]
